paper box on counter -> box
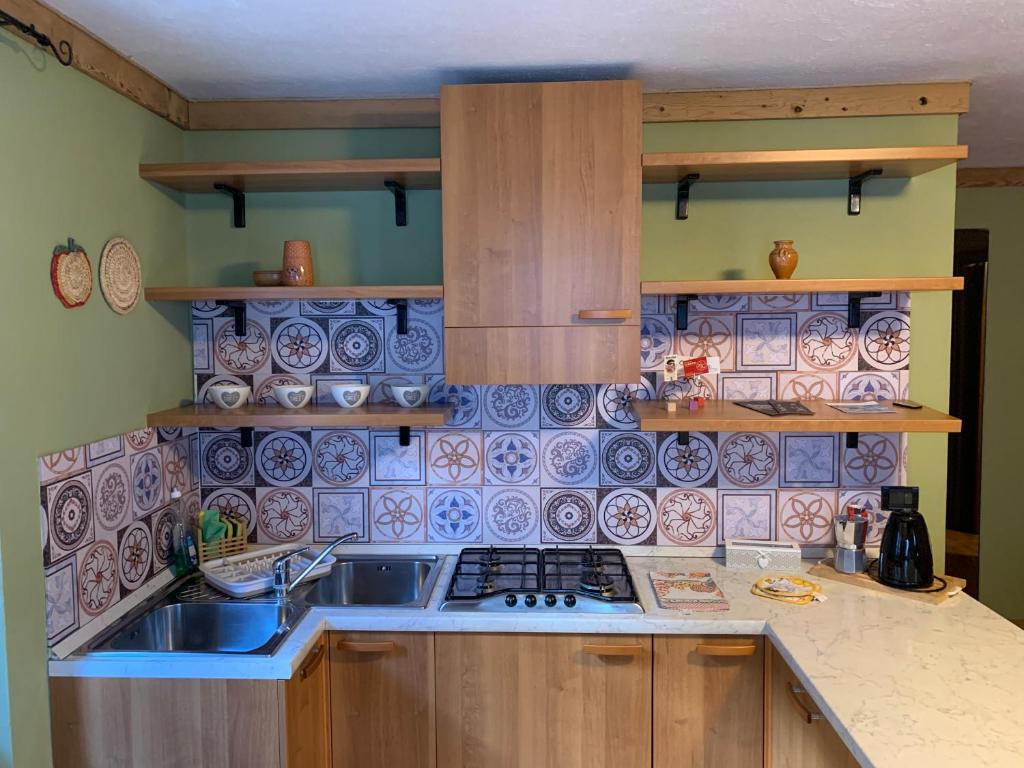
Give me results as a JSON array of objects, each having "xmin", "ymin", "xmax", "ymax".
[{"xmin": 725, "ymin": 539, "xmax": 802, "ymax": 571}]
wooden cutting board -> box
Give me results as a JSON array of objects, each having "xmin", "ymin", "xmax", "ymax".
[{"xmin": 809, "ymin": 560, "xmax": 966, "ymax": 605}]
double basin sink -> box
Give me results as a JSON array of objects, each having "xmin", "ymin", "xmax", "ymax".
[{"xmin": 85, "ymin": 555, "xmax": 441, "ymax": 657}]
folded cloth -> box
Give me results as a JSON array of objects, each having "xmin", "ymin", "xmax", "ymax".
[
  {"xmin": 649, "ymin": 571, "xmax": 729, "ymax": 612},
  {"xmin": 200, "ymin": 509, "xmax": 228, "ymax": 543}
]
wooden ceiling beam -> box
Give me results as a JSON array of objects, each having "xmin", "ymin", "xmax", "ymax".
[{"xmin": 957, "ymin": 167, "xmax": 1024, "ymax": 187}]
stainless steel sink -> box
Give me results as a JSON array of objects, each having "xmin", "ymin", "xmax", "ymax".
[{"xmin": 302, "ymin": 555, "xmax": 441, "ymax": 608}]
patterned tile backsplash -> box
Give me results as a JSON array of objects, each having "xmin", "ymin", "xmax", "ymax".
[{"xmin": 38, "ymin": 291, "xmax": 911, "ymax": 647}]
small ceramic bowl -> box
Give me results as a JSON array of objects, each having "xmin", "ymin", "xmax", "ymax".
[
  {"xmin": 253, "ymin": 269, "xmax": 282, "ymax": 287},
  {"xmin": 330, "ymin": 384, "xmax": 370, "ymax": 409},
  {"xmin": 208, "ymin": 384, "xmax": 251, "ymax": 410},
  {"xmin": 391, "ymin": 385, "xmax": 430, "ymax": 408},
  {"xmin": 272, "ymin": 385, "xmax": 314, "ymax": 409}
]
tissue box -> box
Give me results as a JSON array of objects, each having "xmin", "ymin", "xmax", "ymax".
[{"xmin": 725, "ymin": 539, "xmax": 802, "ymax": 571}]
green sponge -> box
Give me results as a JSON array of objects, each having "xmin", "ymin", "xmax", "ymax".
[{"xmin": 200, "ymin": 509, "xmax": 228, "ymax": 543}]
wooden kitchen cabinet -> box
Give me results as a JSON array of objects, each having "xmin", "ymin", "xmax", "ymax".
[
  {"xmin": 440, "ymin": 80, "xmax": 642, "ymax": 384},
  {"xmin": 284, "ymin": 634, "xmax": 331, "ymax": 768},
  {"xmin": 768, "ymin": 644, "xmax": 859, "ymax": 768},
  {"xmin": 435, "ymin": 633, "xmax": 652, "ymax": 768},
  {"xmin": 328, "ymin": 631, "xmax": 435, "ymax": 768},
  {"xmin": 654, "ymin": 635, "xmax": 764, "ymax": 768}
]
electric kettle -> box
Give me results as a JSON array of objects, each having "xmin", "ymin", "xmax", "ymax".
[{"xmin": 877, "ymin": 486, "xmax": 934, "ymax": 589}]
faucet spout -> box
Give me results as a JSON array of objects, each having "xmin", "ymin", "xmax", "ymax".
[{"xmin": 276, "ymin": 532, "xmax": 359, "ymax": 601}]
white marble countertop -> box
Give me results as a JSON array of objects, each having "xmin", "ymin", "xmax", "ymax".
[{"xmin": 49, "ymin": 554, "xmax": 1024, "ymax": 768}]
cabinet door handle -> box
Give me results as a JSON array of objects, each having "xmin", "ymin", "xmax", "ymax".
[
  {"xmin": 787, "ymin": 682, "xmax": 825, "ymax": 725},
  {"xmin": 297, "ymin": 640, "xmax": 325, "ymax": 680},
  {"xmin": 337, "ymin": 640, "xmax": 396, "ymax": 654},
  {"xmin": 582, "ymin": 643, "xmax": 645, "ymax": 657},
  {"xmin": 696, "ymin": 643, "xmax": 758, "ymax": 657},
  {"xmin": 577, "ymin": 309, "xmax": 633, "ymax": 320}
]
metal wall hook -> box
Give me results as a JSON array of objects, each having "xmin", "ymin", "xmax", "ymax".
[
  {"xmin": 214, "ymin": 183, "xmax": 246, "ymax": 228},
  {"xmin": 848, "ymin": 168, "xmax": 883, "ymax": 215},
  {"xmin": 675, "ymin": 294, "xmax": 699, "ymax": 331},
  {"xmin": 675, "ymin": 173, "xmax": 700, "ymax": 220},
  {"xmin": 384, "ymin": 181, "xmax": 407, "ymax": 226},
  {"xmin": 847, "ymin": 291, "xmax": 881, "ymax": 328},
  {"xmin": 217, "ymin": 301, "xmax": 247, "ymax": 336},
  {"xmin": 387, "ymin": 298, "xmax": 409, "ymax": 335},
  {"xmin": 1, "ymin": 9, "xmax": 73, "ymax": 66}
]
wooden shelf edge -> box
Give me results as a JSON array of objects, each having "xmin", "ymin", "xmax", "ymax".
[
  {"xmin": 145, "ymin": 285, "xmax": 444, "ymax": 301},
  {"xmin": 640, "ymin": 277, "xmax": 963, "ymax": 295},
  {"xmin": 147, "ymin": 404, "xmax": 449, "ymax": 428}
]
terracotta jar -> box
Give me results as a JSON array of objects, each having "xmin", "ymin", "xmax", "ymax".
[
  {"xmin": 282, "ymin": 240, "xmax": 314, "ymax": 286},
  {"xmin": 768, "ymin": 240, "xmax": 799, "ymax": 280}
]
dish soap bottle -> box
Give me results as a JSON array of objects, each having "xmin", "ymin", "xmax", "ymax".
[{"xmin": 169, "ymin": 489, "xmax": 194, "ymax": 576}]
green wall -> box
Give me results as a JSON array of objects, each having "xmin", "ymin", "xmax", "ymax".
[
  {"xmin": 0, "ymin": 32, "xmax": 191, "ymax": 766},
  {"xmin": 955, "ymin": 188, "xmax": 1024, "ymax": 620}
]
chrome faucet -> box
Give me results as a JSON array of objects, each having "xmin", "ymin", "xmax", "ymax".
[{"xmin": 273, "ymin": 532, "xmax": 358, "ymax": 602}]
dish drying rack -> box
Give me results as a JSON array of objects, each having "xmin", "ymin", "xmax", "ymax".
[{"xmin": 200, "ymin": 544, "xmax": 336, "ymax": 599}]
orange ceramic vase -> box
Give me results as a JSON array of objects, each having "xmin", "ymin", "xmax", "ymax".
[
  {"xmin": 282, "ymin": 240, "xmax": 314, "ymax": 286},
  {"xmin": 769, "ymin": 240, "xmax": 799, "ymax": 279}
]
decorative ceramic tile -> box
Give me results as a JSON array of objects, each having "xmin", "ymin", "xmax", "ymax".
[
  {"xmin": 44, "ymin": 472, "xmax": 96, "ymax": 564},
  {"xmin": 161, "ymin": 439, "xmax": 190, "ymax": 496},
  {"xmin": 717, "ymin": 490, "xmax": 775, "ymax": 543},
  {"xmin": 692, "ymin": 294, "xmax": 748, "ymax": 313},
  {"xmin": 750, "ymin": 294, "xmax": 810, "ymax": 312},
  {"xmin": 193, "ymin": 319, "xmax": 214, "ymax": 374},
  {"xmin": 658, "ymin": 374, "xmax": 717, "ymax": 401},
  {"xmin": 640, "ymin": 315, "xmax": 674, "ymax": 371},
  {"xmin": 411, "ymin": 298, "xmax": 444, "ymax": 317},
  {"xmin": 85, "ymin": 435, "xmax": 124, "ymax": 467},
  {"xmin": 429, "ymin": 382, "xmax": 481, "ymax": 428},
  {"xmin": 717, "ymin": 432, "xmax": 779, "ymax": 489},
  {"xmin": 484, "ymin": 431, "xmax": 540, "ymax": 485},
  {"xmin": 385, "ymin": 316, "xmax": 443, "ymax": 374},
  {"xmin": 676, "ymin": 314, "xmax": 736, "ymax": 370},
  {"xmin": 200, "ymin": 432, "xmax": 254, "ymax": 487},
  {"xmin": 125, "ymin": 428, "xmax": 157, "ymax": 454},
  {"xmin": 39, "ymin": 446, "xmax": 86, "ymax": 484},
  {"xmin": 94, "ymin": 458, "xmax": 131, "ymax": 532},
  {"xmin": 780, "ymin": 433, "xmax": 839, "ymax": 488},
  {"xmin": 301, "ymin": 299, "xmax": 355, "ymax": 316},
  {"xmin": 313, "ymin": 488, "xmax": 368, "ymax": 542},
  {"xmin": 778, "ymin": 372, "xmax": 838, "ymax": 401},
  {"xmin": 796, "ymin": 312, "xmax": 858, "ymax": 371},
  {"xmin": 541, "ymin": 488, "xmax": 597, "ymax": 543},
  {"xmin": 427, "ymin": 487, "xmax": 483, "ymax": 543},
  {"xmin": 482, "ymin": 487, "xmax": 540, "ymax": 544},
  {"xmin": 357, "ymin": 299, "xmax": 397, "ymax": 316},
  {"xmin": 736, "ymin": 313, "xmax": 796, "ymax": 370},
  {"xmin": 839, "ymin": 371, "xmax": 901, "ymax": 401},
  {"xmin": 188, "ymin": 433, "xmax": 200, "ymax": 491},
  {"xmin": 117, "ymin": 520, "xmax": 153, "ymax": 592},
  {"xmin": 329, "ymin": 318, "xmax": 385, "ymax": 373},
  {"xmin": 202, "ymin": 487, "xmax": 257, "ymax": 537},
  {"xmin": 656, "ymin": 488, "xmax": 717, "ymax": 546},
  {"xmin": 812, "ymin": 292, "xmax": 896, "ymax": 311},
  {"xmin": 858, "ymin": 311, "xmax": 911, "ymax": 371},
  {"xmin": 150, "ymin": 506, "xmax": 176, "ymax": 571},
  {"xmin": 312, "ymin": 430, "xmax": 369, "ymax": 486},
  {"xmin": 255, "ymin": 430, "xmax": 312, "ymax": 487},
  {"xmin": 312, "ymin": 373, "xmax": 366, "ymax": 405},
  {"xmin": 192, "ymin": 300, "xmax": 226, "ymax": 318},
  {"xmin": 777, "ymin": 489, "xmax": 837, "ymax": 545},
  {"xmin": 369, "ymin": 430, "xmax": 425, "ymax": 485},
  {"xmin": 841, "ymin": 433, "xmax": 901, "ymax": 486},
  {"xmin": 839, "ymin": 489, "xmax": 888, "ymax": 544},
  {"xmin": 596, "ymin": 381, "xmax": 655, "ymax": 430},
  {"xmin": 718, "ymin": 373, "xmax": 775, "ymax": 400},
  {"xmin": 213, "ymin": 317, "xmax": 270, "ymax": 375},
  {"xmin": 253, "ymin": 373, "xmax": 306, "ymax": 406},
  {"xmin": 657, "ymin": 432, "xmax": 718, "ymax": 488},
  {"xmin": 269, "ymin": 316, "xmax": 329, "ymax": 374},
  {"xmin": 541, "ymin": 385, "xmax": 597, "ymax": 428},
  {"xmin": 196, "ymin": 374, "xmax": 251, "ymax": 405},
  {"xmin": 426, "ymin": 431, "xmax": 483, "ymax": 486},
  {"xmin": 248, "ymin": 299, "xmax": 296, "ymax": 316},
  {"xmin": 540, "ymin": 430, "xmax": 599, "ymax": 487},
  {"xmin": 256, "ymin": 487, "xmax": 313, "ymax": 543},
  {"xmin": 370, "ymin": 488, "xmax": 426, "ymax": 542},
  {"xmin": 157, "ymin": 427, "xmax": 183, "ymax": 444},
  {"xmin": 599, "ymin": 431, "xmax": 657, "ymax": 487},
  {"xmin": 597, "ymin": 488, "xmax": 656, "ymax": 545},
  {"xmin": 482, "ymin": 385, "xmax": 540, "ymax": 429},
  {"xmin": 45, "ymin": 559, "xmax": 78, "ymax": 643}
]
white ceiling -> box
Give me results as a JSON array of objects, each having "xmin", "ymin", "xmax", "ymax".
[{"xmin": 47, "ymin": 0, "xmax": 1024, "ymax": 165}]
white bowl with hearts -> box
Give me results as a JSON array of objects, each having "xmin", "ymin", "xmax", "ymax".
[
  {"xmin": 272, "ymin": 385, "xmax": 314, "ymax": 409},
  {"xmin": 391, "ymin": 385, "xmax": 430, "ymax": 408},
  {"xmin": 330, "ymin": 384, "xmax": 370, "ymax": 409},
  {"xmin": 208, "ymin": 384, "xmax": 252, "ymax": 410}
]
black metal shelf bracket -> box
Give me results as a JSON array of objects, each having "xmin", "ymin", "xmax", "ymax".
[
  {"xmin": 399, "ymin": 426, "xmax": 411, "ymax": 447},
  {"xmin": 0, "ymin": 9, "xmax": 73, "ymax": 65},
  {"xmin": 675, "ymin": 294, "xmax": 699, "ymax": 331},
  {"xmin": 676, "ymin": 173, "xmax": 700, "ymax": 220},
  {"xmin": 847, "ymin": 291, "xmax": 881, "ymax": 328},
  {"xmin": 676, "ymin": 430, "xmax": 690, "ymax": 447},
  {"xmin": 847, "ymin": 168, "xmax": 883, "ymax": 216},
  {"xmin": 240, "ymin": 427, "xmax": 254, "ymax": 448},
  {"xmin": 214, "ymin": 183, "xmax": 246, "ymax": 228},
  {"xmin": 217, "ymin": 300, "xmax": 248, "ymax": 336},
  {"xmin": 846, "ymin": 432, "xmax": 859, "ymax": 450},
  {"xmin": 384, "ymin": 181, "xmax": 407, "ymax": 226},
  {"xmin": 387, "ymin": 298, "xmax": 409, "ymax": 334}
]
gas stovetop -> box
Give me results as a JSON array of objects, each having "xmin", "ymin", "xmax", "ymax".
[{"xmin": 440, "ymin": 546, "xmax": 643, "ymax": 614}]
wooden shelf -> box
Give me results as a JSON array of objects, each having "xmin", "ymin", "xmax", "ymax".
[
  {"xmin": 139, "ymin": 158, "xmax": 441, "ymax": 193},
  {"xmin": 633, "ymin": 400, "xmax": 961, "ymax": 434},
  {"xmin": 641, "ymin": 277, "xmax": 963, "ymax": 295},
  {"xmin": 147, "ymin": 404, "xmax": 449, "ymax": 429},
  {"xmin": 641, "ymin": 146, "xmax": 967, "ymax": 183},
  {"xmin": 145, "ymin": 285, "xmax": 443, "ymax": 301}
]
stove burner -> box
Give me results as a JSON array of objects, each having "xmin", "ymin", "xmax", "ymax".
[
  {"xmin": 475, "ymin": 576, "xmax": 498, "ymax": 595},
  {"xmin": 579, "ymin": 569, "xmax": 616, "ymax": 595}
]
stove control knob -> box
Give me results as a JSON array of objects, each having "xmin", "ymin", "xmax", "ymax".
[
  {"xmin": 504, "ymin": 594, "xmax": 518, "ymax": 607},
  {"xmin": 564, "ymin": 594, "xmax": 577, "ymax": 608},
  {"xmin": 544, "ymin": 594, "xmax": 558, "ymax": 607},
  {"xmin": 524, "ymin": 594, "xmax": 537, "ymax": 608}
]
